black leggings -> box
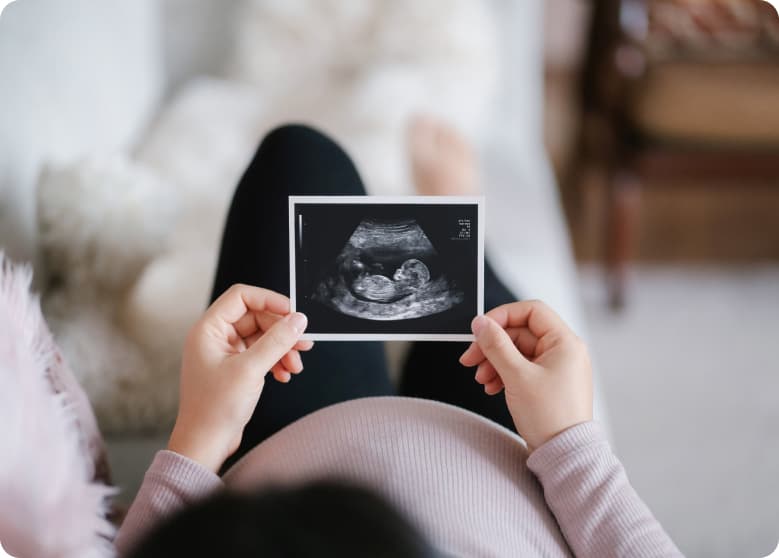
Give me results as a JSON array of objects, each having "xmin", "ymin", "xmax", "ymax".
[{"xmin": 212, "ymin": 125, "xmax": 518, "ymax": 464}]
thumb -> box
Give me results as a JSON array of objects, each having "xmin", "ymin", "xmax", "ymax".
[
  {"xmin": 239, "ymin": 312, "xmax": 307, "ymax": 374},
  {"xmin": 472, "ymin": 315, "xmax": 531, "ymax": 386}
]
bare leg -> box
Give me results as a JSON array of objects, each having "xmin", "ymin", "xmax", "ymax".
[{"xmin": 408, "ymin": 115, "xmax": 479, "ymax": 197}]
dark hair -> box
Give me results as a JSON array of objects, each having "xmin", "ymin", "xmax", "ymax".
[{"xmin": 129, "ymin": 480, "xmax": 437, "ymax": 558}]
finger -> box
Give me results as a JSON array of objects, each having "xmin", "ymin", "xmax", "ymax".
[
  {"xmin": 281, "ymin": 350, "xmax": 304, "ymax": 374},
  {"xmin": 239, "ymin": 312, "xmax": 307, "ymax": 375},
  {"xmin": 206, "ymin": 284, "xmax": 290, "ymax": 326},
  {"xmin": 234, "ymin": 310, "xmax": 286, "ymax": 339},
  {"xmin": 271, "ymin": 366, "xmax": 292, "ymax": 383},
  {"xmin": 253, "ymin": 311, "xmax": 286, "ymax": 332},
  {"xmin": 271, "ymin": 361, "xmax": 295, "ymax": 383},
  {"xmin": 242, "ymin": 325, "xmax": 305, "ymax": 370},
  {"xmin": 271, "ymin": 361, "xmax": 288, "ymax": 377},
  {"xmin": 474, "ymin": 361, "xmax": 498, "ymax": 384},
  {"xmin": 515, "ymin": 327, "xmax": 540, "ymax": 359},
  {"xmin": 483, "ymin": 378, "xmax": 504, "ymax": 395},
  {"xmin": 459, "ymin": 341, "xmax": 484, "ymax": 367},
  {"xmin": 244, "ymin": 330, "xmax": 262, "ymax": 348},
  {"xmin": 244, "ymin": 330, "xmax": 312, "ymax": 353},
  {"xmin": 487, "ymin": 300, "xmax": 573, "ymax": 340},
  {"xmin": 240, "ymin": 315, "xmax": 314, "ymax": 352},
  {"xmin": 233, "ymin": 311, "xmax": 263, "ymax": 339},
  {"xmin": 472, "ymin": 315, "xmax": 530, "ymax": 385},
  {"xmin": 461, "ymin": 325, "xmax": 535, "ymax": 367}
]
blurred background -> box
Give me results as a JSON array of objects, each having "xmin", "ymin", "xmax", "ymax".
[
  {"xmin": 1, "ymin": 0, "xmax": 778, "ymax": 556},
  {"xmin": 546, "ymin": 2, "xmax": 779, "ymax": 556}
]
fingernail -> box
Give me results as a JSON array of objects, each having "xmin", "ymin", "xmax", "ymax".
[
  {"xmin": 288, "ymin": 312, "xmax": 307, "ymax": 334},
  {"xmin": 471, "ymin": 315, "xmax": 487, "ymax": 336}
]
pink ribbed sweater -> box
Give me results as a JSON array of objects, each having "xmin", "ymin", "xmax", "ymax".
[{"xmin": 115, "ymin": 397, "xmax": 683, "ymax": 557}]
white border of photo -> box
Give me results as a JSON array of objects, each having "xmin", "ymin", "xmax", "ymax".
[{"xmin": 289, "ymin": 196, "xmax": 485, "ymax": 341}]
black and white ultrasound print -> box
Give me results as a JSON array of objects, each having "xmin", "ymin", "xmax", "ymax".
[
  {"xmin": 314, "ymin": 217, "xmax": 464, "ymax": 321},
  {"xmin": 290, "ymin": 197, "xmax": 482, "ymax": 340}
]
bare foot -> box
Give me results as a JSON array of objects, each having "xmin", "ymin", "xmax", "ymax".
[{"xmin": 407, "ymin": 115, "xmax": 479, "ymax": 196}]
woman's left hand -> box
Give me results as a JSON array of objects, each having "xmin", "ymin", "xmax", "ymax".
[{"xmin": 168, "ymin": 284, "xmax": 313, "ymax": 472}]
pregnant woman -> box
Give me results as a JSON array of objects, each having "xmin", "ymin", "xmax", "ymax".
[{"xmin": 115, "ymin": 120, "xmax": 682, "ymax": 557}]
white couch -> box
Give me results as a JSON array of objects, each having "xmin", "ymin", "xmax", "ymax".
[{"xmin": 0, "ymin": 0, "xmax": 608, "ymax": 504}]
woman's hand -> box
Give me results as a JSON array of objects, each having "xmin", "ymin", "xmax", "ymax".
[
  {"xmin": 459, "ymin": 300, "xmax": 592, "ymax": 452},
  {"xmin": 168, "ymin": 284, "xmax": 313, "ymax": 472}
]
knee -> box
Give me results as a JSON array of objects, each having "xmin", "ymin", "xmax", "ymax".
[
  {"xmin": 258, "ymin": 123, "xmax": 334, "ymax": 157},
  {"xmin": 235, "ymin": 122, "xmax": 361, "ymax": 199},
  {"xmin": 236, "ymin": 124, "xmax": 334, "ymax": 197}
]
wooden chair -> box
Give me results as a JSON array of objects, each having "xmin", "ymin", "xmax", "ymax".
[{"xmin": 569, "ymin": 0, "xmax": 779, "ymax": 308}]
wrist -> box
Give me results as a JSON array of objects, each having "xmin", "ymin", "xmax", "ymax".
[
  {"xmin": 168, "ymin": 423, "xmax": 227, "ymax": 473},
  {"xmin": 531, "ymin": 419, "xmax": 594, "ymax": 454}
]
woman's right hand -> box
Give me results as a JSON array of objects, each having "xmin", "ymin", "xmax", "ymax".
[
  {"xmin": 168, "ymin": 284, "xmax": 312, "ymax": 472},
  {"xmin": 459, "ymin": 300, "xmax": 593, "ymax": 452}
]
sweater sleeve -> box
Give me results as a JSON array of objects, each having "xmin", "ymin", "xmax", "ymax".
[
  {"xmin": 114, "ymin": 450, "xmax": 224, "ymax": 557},
  {"xmin": 526, "ymin": 422, "xmax": 683, "ymax": 558}
]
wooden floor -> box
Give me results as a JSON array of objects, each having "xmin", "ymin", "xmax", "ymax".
[{"xmin": 544, "ymin": 71, "xmax": 779, "ymax": 263}]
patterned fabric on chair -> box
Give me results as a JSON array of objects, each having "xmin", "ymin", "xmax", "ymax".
[{"xmin": 630, "ymin": 0, "xmax": 779, "ymax": 146}]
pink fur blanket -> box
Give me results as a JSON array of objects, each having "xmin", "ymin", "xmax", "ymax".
[{"xmin": 0, "ymin": 255, "xmax": 115, "ymax": 558}]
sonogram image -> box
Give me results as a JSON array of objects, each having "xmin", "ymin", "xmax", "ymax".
[
  {"xmin": 312, "ymin": 218, "xmax": 464, "ymax": 321},
  {"xmin": 291, "ymin": 199, "xmax": 480, "ymax": 337}
]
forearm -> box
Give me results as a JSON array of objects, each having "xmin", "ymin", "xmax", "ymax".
[
  {"xmin": 527, "ymin": 422, "xmax": 683, "ymax": 558},
  {"xmin": 114, "ymin": 450, "xmax": 224, "ymax": 557}
]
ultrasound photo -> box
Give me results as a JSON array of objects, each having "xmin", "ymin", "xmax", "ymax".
[{"xmin": 289, "ymin": 196, "xmax": 484, "ymax": 341}]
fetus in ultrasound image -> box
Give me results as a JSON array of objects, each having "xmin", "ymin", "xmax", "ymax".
[{"xmin": 312, "ymin": 218, "xmax": 464, "ymax": 321}]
